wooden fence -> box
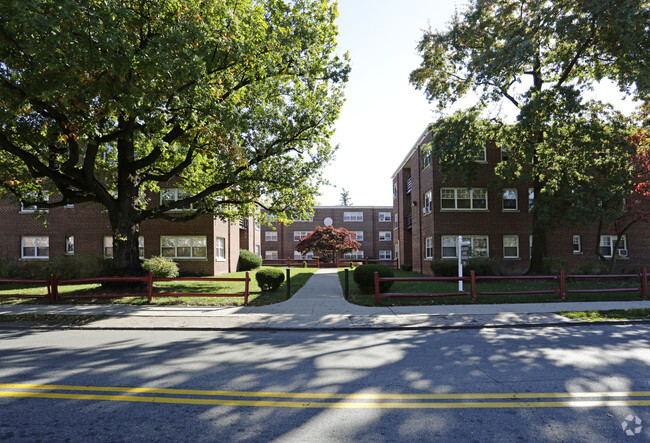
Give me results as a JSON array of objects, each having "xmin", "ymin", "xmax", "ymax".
[
  {"xmin": 337, "ymin": 258, "xmax": 399, "ymax": 269},
  {"xmin": 374, "ymin": 268, "xmax": 648, "ymax": 304},
  {"xmin": 262, "ymin": 258, "xmax": 320, "ymax": 268},
  {"xmin": 0, "ymin": 272, "xmax": 251, "ymax": 305}
]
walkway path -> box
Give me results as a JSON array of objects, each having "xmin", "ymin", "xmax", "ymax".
[{"xmin": 1, "ymin": 268, "xmax": 648, "ymax": 330}]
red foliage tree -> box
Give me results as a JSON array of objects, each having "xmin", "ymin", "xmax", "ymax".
[{"xmin": 295, "ymin": 226, "xmax": 361, "ymax": 263}]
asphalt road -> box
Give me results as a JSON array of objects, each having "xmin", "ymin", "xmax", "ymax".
[{"xmin": 1, "ymin": 324, "xmax": 649, "ymax": 442}]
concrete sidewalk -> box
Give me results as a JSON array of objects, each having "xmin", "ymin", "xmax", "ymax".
[{"xmin": 1, "ymin": 268, "xmax": 649, "ymax": 330}]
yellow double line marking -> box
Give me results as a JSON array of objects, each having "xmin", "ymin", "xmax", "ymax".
[{"xmin": 2, "ymin": 383, "xmax": 650, "ymax": 409}]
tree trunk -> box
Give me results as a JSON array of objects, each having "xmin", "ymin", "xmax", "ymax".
[{"xmin": 110, "ymin": 217, "xmax": 144, "ymax": 276}]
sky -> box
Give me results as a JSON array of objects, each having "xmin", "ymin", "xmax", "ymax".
[
  {"xmin": 317, "ymin": 0, "xmax": 464, "ymax": 207},
  {"xmin": 316, "ymin": 0, "xmax": 638, "ymax": 208}
]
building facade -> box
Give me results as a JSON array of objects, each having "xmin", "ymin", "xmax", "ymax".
[
  {"xmin": 0, "ymin": 190, "xmax": 260, "ymax": 276},
  {"xmin": 393, "ymin": 127, "xmax": 650, "ymax": 275},
  {"xmin": 261, "ymin": 206, "xmax": 395, "ymax": 262}
]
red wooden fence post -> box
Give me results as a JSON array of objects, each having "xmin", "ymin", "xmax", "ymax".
[
  {"xmin": 470, "ymin": 270, "xmax": 477, "ymax": 302},
  {"xmin": 147, "ymin": 272, "xmax": 154, "ymax": 303},
  {"xmin": 50, "ymin": 274, "xmax": 58, "ymax": 303},
  {"xmin": 244, "ymin": 272, "xmax": 250, "ymax": 306},
  {"xmin": 317, "ymin": 257, "xmax": 320, "ymax": 268},
  {"xmin": 559, "ymin": 268, "xmax": 566, "ymax": 300},
  {"xmin": 641, "ymin": 267, "xmax": 647, "ymax": 300},
  {"xmin": 374, "ymin": 272, "xmax": 381, "ymax": 304}
]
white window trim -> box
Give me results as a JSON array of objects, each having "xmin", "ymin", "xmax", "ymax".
[
  {"xmin": 440, "ymin": 188, "xmax": 488, "ymax": 211},
  {"xmin": 379, "ymin": 231, "xmax": 392, "ymax": 241},
  {"xmin": 502, "ymin": 189, "xmax": 518, "ymax": 211},
  {"xmin": 160, "ymin": 235, "xmax": 206, "ymax": 260},
  {"xmin": 421, "ymin": 151, "xmax": 431, "ymax": 170},
  {"xmin": 423, "ymin": 190, "xmax": 432, "ymax": 214},
  {"xmin": 21, "ymin": 236, "xmax": 49, "ymax": 260},
  {"xmin": 572, "ymin": 235, "xmax": 582, "ymax": 254},
  {"xmin": 343, "ymin": 251, "xmax": 364, "ymax": 259},
  {"xmin": 160, "ymin": 188, "xmax": 194, "ymax": 212},
  {"xmin": 104, "ymin": 236, "xmax": 145, "ymax": 259},
  {"xmin": 503, "ymin": 235, "xmax": 520, "ymax": 259},
  {"xmin": 343, "ymin": 212, "xmax": 364, "ymax": 222},
  {"xmin": 215, "ymin": 237, "xmax": 226, "ymax": 261},
  {"xmin": 379, "ymin": 250, "xmax": 392, "ymax": 260},
  {"xmin": 265, "ymin": 251, "xmax": 279, "ymax": 260},
  {"xmin": 378, "ymin": 212, "xmax": 392, "ymax": 222},
  {"xmin": 475, "ymin": 146, "xmax": 487, "ymax": 163},
  {"xmin": 441, "ymin": 235, "xmax": 490, "ymax": 259},
  {"xmin": 424, "ymin": 237, "xmax": 433, "ymax": 260},
  {"xmin": 20, "ymin": 194, "xmax": 49, "ymax": 214},
  {"xmin": 599, "ymin": 235, "xmax": 628, "ymax": 259},
  {"xmin": 265, "ymin": 231, "xmax": 278, "ymax": 242},
  {"xmin": 293, "ymin": 231, "xmax": 310, "ymax": 242},
  {"xmin": 65, "ymin": 236, "xmax": 75, "ymax": 255}
]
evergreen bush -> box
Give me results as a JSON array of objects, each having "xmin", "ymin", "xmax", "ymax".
[
  {"xmin": 142, "ymin": 256, "xmax": 179, "ymax": 278},
  {"xmin": 238, "ymin": 250, "xmax": 262, "ymax": 271},
  {"xmin": 255, "ymin": 268, "xmax": 285, "ymax": 291},
  {"xmin": 353, "ymin": 264, "xmax": 394, "ymax": 293}
]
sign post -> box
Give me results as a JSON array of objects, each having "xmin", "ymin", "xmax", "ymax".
[{"xmin": 458, "ymin": 236, "xmax": 471, "ymax": 291}]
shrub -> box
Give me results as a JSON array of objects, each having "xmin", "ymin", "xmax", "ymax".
[
  {"xmin": 542, "ymin": 257, "xmax": 569, "ymax": 274},
  {"xmin": 400, "ymin": 263, "xmax": 413, "ymax": 272},
  {"xmin": 353, "ymin": 264, "xmax": 395, "ymax": 293},
  {"xmin": 238, "ymin": 250, "xmax": 262, "ymax": 271},
  {"xmin": 302, "ymin": 261, "xmax": 308, "ymax": 268},
  {"xmin": 142, "ymin": 256, "xmax": 179, "ymax": 278},
  {"xmin": 431, "ymin": 257, "xmax": 497, "ymax": 277},
  {"xmin": 430, "ymin": 260, "xmax": 458, "ymax": 277},
  {"xmin": 255, "ymin": 268, "xmax": 285, "ymax": 291}
]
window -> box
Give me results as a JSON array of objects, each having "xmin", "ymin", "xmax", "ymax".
[
  {"xmin": 379, "ymin": 231, "xmax": 392, "ymax": 241},
  {"xmin": 421, "ymin": 150, "xmax": 431, "ymax": 170},
  {"xmin": 425, "ymin": 237, "xmax": 433, "ymax": 259},
  {"xmin": 423, "ymin": 190, "xmax": 432, "ymax": 214},
  {"xmin": 160, "ymin": 189, "xmax": 193, "ymax": 211},
  {"xmin": 65, "ymin": 236, "xmax": 74, "ymax": 255},
  {"xmin": 344, "ymin": 251, "xmax": 364, "ymax": 259},
  {"xmin": 104, "ymin": 236, "xmax": 145, "ymax": 259},
  {"xmin": 255, "ymin": 245, "xmax": 260, "ymax": 255},
  {"xmin": 528, "ymin": 188, "xmax": 534, "ymax": 211},
  {"xmin": 501, "ymin": 146, "xmax": 509, "ymax": 162},
  {"xmin": 503, "ymin": 235, "xmax": 519, "ymax": 258},
  {"xmin": 64, "ymin": 203, "xmax": 74, "ymax": 209},
  {"xmin": 440, "ymin": 188, "xmax": 487, "ymax": 210},
  {"xmin": 20, "ymin": 193, "xmax": 49, "ymax": 213},
  {"xmin": 394, "ymin": 213, "xmax": 398, "ymax": 229},
  {"xmin": 572, "ymin": 235, "xmax": 581, "ymax": 254},
  {"xmin": 599, "ymin": 235, "xmax": 627, "ymax": 258},
  {"xmin": 215, "ymin": 237, "xmax": 226, "ymax": 261},
  {"xmin": 393, "ymin": 182, "xmax": 398, "ymax": 199},
  {"xmin": 293, "ymin": 216, "xmax": 314, "ymax": 222},
  {"xmin": 21, "ymin": 236, "xmax": 49, "ymax": 259},
  {"xmin": 378, "ymin": 212, "xmax": 391, "ymax": 222},
  {"xmin": 379, "ymin": 250, "xmax": 392, "ymax": 260},
  {"xmin": 343, "ymin": 212, "xmax": 363, "ymax": 222},
  {"xmin": 265, "ymin": 231, "xmax": 278, "ymax": 242},
  {"xmin": 502, "ymin": 189, "xmax": 518, "ymax": 211},
  {"xmin": 475, "ymin": 146, "xmax": 487, "ymax": 162},
  {"xmin": 441, "ymin": 236, "xmax": 489, "ymax": 258},
  {"xmin": 294, "ymin": 251, "xmax": 314, "ymax": 259},
  {"xmin": 395, "ymin": 240, "xmax": 400, "ymax": 262},
  {"xmin": 352, "ymin": 231, "xmax": 364, "ymax": 242},
  {"xmin": 160, "ymin": 236, "xmax": 206, "ymax": 259},
  {"xmin": 293, "ymin": 231, "xmax": 310, "ymax": 241},
  {"xmin": 265, "ymin": 251, "xmax": 278, "ymax": 260}
]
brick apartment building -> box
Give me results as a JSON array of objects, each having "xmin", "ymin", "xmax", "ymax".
[
  {"xmin": 261, "ymin": 206, "xmax": 394, "ymax": 263},
  {"xmin": 0, "ymin": 189, "xmax": 260, "ymax": 276},
  {"xmin": 393, "ymin": 127, "xmax": 650, "ymax": 275}
]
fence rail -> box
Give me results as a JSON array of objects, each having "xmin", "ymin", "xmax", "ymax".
[
  {"xmin": 374, "ymin": 268, "xmax": 649, "ymax": 304},
  {"xmin": 1, "ymin": 272, "xmax": 251, "ymax": 305},
  {"xmin": 337, "ymin": 258, "xmax": 399, "ymax": 269},
  {"xmin": 262, "ymin": 258, "xmax": 320, "ymax": 268}
]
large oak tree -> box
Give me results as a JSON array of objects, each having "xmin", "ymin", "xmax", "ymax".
[
  {"xmin": 410, "ymin": 0, "xmax": 648, "ymax": 272},
  {"xmin": 0, "ymin": 0, "xmax": 349, "ymax": 275}
]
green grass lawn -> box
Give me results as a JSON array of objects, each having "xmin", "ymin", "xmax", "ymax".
[
  {"xmin": 0, "ymin": 267, "xmax": 317, "ymax": 307},
  {"xmin": 339, "ymin": 268, "xmax": 648, "ymax": 306},
  {"xmin": 0, "ymin": 313, "xmax": 107, "ymax": 326},
  {"xmin": 559, "ymin": 309, "xmax": 650, "ymax": 321}
]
